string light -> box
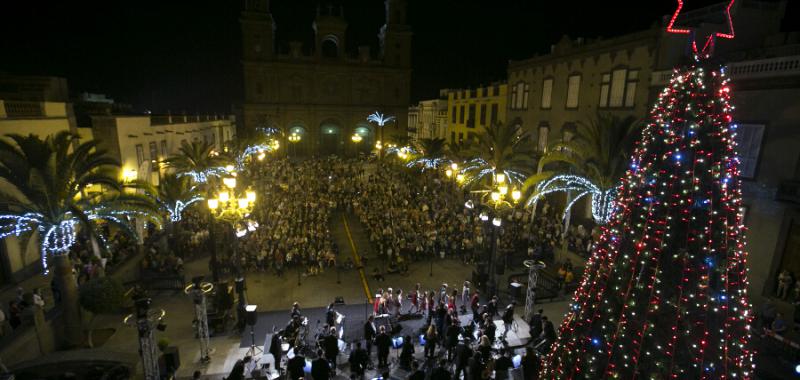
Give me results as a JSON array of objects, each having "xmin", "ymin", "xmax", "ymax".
[{"xmin": 539, "ymin": 58, "xmax": 753, "ymax": 379}]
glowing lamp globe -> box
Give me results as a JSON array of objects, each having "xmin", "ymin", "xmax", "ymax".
[
  {"xmin": 246, "ymin": 190, "xmax": 256, "ymax": 203},
  {"xmin": 218, "ymin": 191, "xmax": 230, "ymax": 203},
  {"xmin": 223, "ymin": 177, "xmax": 237, "ymax": 189},
  {"xmin": 207, "ymin": 199, "xmax": 219, "ymax": 210}
]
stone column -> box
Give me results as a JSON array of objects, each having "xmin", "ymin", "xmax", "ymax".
[{"xmin": 53, "ymin": 254, "xmax": 83, "ymax": 347}]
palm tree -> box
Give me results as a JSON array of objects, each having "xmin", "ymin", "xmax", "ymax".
[
  {"xmin": 367, "ymin": 111, "xmax": 396, "ymax": 157},
  {"xmin": 407, "ymin": 137, "xmax": 449, "ymax": 170},
  {"xmin": 163, "ymin": 140, "xmax": 230, "ymax": 184},
  {"xmin": 524, "ymin": 113, "xmax": 640, "ymax": 224},
  {"xmin": 224, "ymin": 135, "xmax": 274, "ymax": 171},
  {"xmin": 0, "ymin": 131, "xmax": 160, "ymax": 346},
  {"xmin": 153, "ymin": 174, "xmax": 203, "ymax": 223},
  {"xmin": 461, "ymin": 121, "xmax": 536, "ymax": 189}
]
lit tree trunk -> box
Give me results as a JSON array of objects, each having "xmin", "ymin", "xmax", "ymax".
[{"xmin": 53, "ymin": 254, "xmax": 83, "ymax": 347}]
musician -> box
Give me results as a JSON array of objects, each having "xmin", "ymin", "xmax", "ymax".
[
  {"xmin": 408, "ymin": 283, "xmax": 420, "ymax": 314},
  {"xmin": 375, "ymin": 325, "xmax": 392, "ymax": 368},
  {"xmin": 399, "ymin": 334, "xmax": 415, "ymax": 370},
  {"xmin": 486, "ymin": 296, "xmax": 499, "ymax": 319},
  {"xmin": 501, "ymin": 302, "xmax": 516, "ymax": 337},
  {"xmin": 364, "ymin": 315, "xmax": 376, "ymax": 358},
  {"xmin": 461, "ymin": 281, "xmax": 471, "ymax": 312},
  {"xmin": 291, "ymin": 302, "xmax": 302, "ymax": 319},
  {"xmin": 325, "ymin": 303, "xmax": 336, "ymax": 328},
  {"xmin": 470, "ymin": 290, "xmax": 481, "ymax": 322},
  {"xmin": 373, "ymin": 289, "xmax": 384, "ymax": 315},
  {"xmin": 385, "ymin": 288, "xmax": 395, "ymax": 316},
  {"xmin": 269, "ymin": 331, "xmax": 283, "ymax": 373},
  {"xmin": 448, "ymin": 289, "xmax": 458, "ymax": 312},
  {"xmin": 395, "ymin": 289, "xmax": 403, "ymax": 317},
  {"xmin": 439, "ymin": 283, "xmax": 449, "ymax": 305},
  {"xmin": 322, "ymin": 326, "xmax": 339, "ymax": 374},
  {"xmin": 285, "ymin": 316, "xmax": 302, "ymax": 344}
]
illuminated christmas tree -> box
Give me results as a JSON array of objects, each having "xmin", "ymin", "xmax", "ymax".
[{"xmin": 539, "ymin": 6, "xmax": 754, "ymax": 377}]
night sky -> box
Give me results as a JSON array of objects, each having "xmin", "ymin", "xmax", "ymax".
[{"xmin": 1, "ymin": 0, "xmax": 795, "ymax": 113}]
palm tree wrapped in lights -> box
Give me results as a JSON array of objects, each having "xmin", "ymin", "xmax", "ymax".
[
  {"xmin": 367, "ymin": 111, "xmax": 396, "ymax": 156},
  {"xmin": 406, "ymin": 137, "xmax": 449, "ymax": 170},
  {"xmin": 523, "ymin": 114, "xmax": 639, "ymax": 225},
  {"xmin": 0, "ymin": 131, "xmax": 161, "ymax": 346},
  {"xmin": 164, "ymin": 140, "xmax": 231, "ymax": 184},
  {"xmin": 461, "ymin": 121, "xmax": 536, "ymax": 189},
  {"xmin": 151, "ymin": 174, "xmax": 203, "ymax": 223}
]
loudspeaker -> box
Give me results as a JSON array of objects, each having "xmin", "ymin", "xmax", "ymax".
[
  {"xmin": 246, "ymin": 305, "xmax": 258, "ymax": 326},
  {"xmin": 235, "ymin": 277, "xmax": 246, "ymax": 293}
]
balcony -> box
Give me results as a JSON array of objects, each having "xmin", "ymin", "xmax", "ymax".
[
  {"xmin": 651, "ymin": 55, "xmax": 800, "ymax": 86},
  {"xmin": 776, "ymin": 180, "xmax": 800, "ymax": 205}
]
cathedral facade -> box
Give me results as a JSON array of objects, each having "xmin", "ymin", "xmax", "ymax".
[{"xmin": 240, "ymin": 0, "xmax": 411, "ymax": 156}]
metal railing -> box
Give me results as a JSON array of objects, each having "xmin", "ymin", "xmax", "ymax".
[
  {"xmin": 3, "ymin": 101, "xmax": 43, "ymax": 118},
  {"xmin": 651, "ymin": 55, "xmax": 800, "ymax": 86}
]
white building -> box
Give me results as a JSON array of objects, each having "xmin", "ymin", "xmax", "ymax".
[{"xmin": 408, "ymin": 93, "xmax": 447, "ymax": 140}]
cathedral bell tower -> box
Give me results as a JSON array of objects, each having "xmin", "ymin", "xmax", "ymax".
[
  {"xmin": 379, "ymin": 0, "xmax": 411, "ymax": 68},
  {"xmin": 313, "ymin": 4, "xmax": 348, "ymax": 60},
  {"xmin": 240, "ymin": 0, "xmax": 275, "ymax": 61}
]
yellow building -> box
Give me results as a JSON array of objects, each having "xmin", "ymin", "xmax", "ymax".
[{"xmin": 445, "ymin": 82, "xmax": 507, "ymax": 145}]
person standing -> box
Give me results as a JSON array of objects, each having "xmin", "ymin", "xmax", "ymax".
[
  {"xmin": 468, "ymin": 352, "xmax": 484, "ymax": 380},
  {"xmin": 470, "ymin": 290, "xmax": 481, "ymax": 322},
  {"xmin": 323, "ymin": 326, "xmax": 340, "ymax": 374},
  {"xmin": 269, "ymin": 331, "xmax": 283, "ymax": 373},
  {"xmin": 349, "ymin": 341, "xmax": 368, "ymax": 379},
  {"xmin": 454, "ymin": 342, "xmax": 473, "ymax": 380},
  {"xmin": 364, "ymin": 315, "xmax": 376, "ymax": 360},
  {"xmin": 287, "ymin": 346, "xmax": 306, "ymax": 380},
  {"xmin": 375, "ymin": 325, "xmax": 391, "ymax": 368},
  {"xmin": 424, "ymin": 324, "xmax": 438, "ymax": 360},
  {"xmin": 494, "ymin": 349, "xmax": 513, "ymax": 380},
  {"xmin": 399, "ymin": 334, "xmax": 415, "ymax": 370},
  {"xmin": 461, "ymin": 281, "xmax": 471, "ymax": 313},
  {"xmin": 528, "ymin": 309, "xmax": 543, "ymax": 341},
  {"xmin": 311, "ymin": 349, "xmax": 331, "ymax": 380},
  {"xmin": 521, "ymin": 347, "xmax": 540, "ymax": 380}
]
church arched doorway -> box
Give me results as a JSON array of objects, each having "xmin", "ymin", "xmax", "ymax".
[{"xmin": 319, "ymin": 121, "xmax": 343, "ymax": 156}]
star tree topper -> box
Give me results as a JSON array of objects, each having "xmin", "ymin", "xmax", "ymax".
[{"xmin": 666, "ymin": 0, "xmax": 736, "ymax": 57}]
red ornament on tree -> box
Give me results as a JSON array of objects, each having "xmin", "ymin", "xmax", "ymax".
[{"xmin": 538, "ymin": 2, "xmax": 754, "ymax": 379}]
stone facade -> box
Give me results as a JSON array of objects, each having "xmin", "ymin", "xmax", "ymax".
[
  {"xmin": 445, "ymin": 82, "xmax": 508, "ymax": 145},
  {"xmin": 408, "ymin": 95, "xmax": 448, "ymax": 141},
  {"xmin": 240, "ymin": 0, "xmax": 411, "ymax": 156}
]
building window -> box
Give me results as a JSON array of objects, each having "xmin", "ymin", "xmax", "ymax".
[
  {"xmin": 203, "ymin": 135, "xmax": 208, "ymax": 145},
  {"xmin": 491, "ymin": 103, "xmax": 498, "ymax": 124},
  {"xmin": 511, "ymin": 81, "xmax": 529, "ymax": 110},
  {"xmin": 538, "ymin": 124, "xmax": 549, "ymax": 152},
  {"xmin": 136, "ymin": 144, "xmax": 145, "ymax": 167},
  {"xmin": 599, "ymin": 73, "xmax": 611, "ymax": 107},
  {"xmin": 470, "ymin": 89, "xmax": 477, "ymax": 98},
  {"xmin": 493, "ymin": 85, "xmax": 499, "ymax": 96},
  {"xmin": 566, "ymin": 75, "xmax": 581, "ymax": 109},
  {"xmin": 625, "ymin": 70, "xmax": 638, "ymax": 107},
  {"xmin": 160, "ymin": 140, "xmax": 167, "ymax": 157},
  {"xmin": 480, "ymin": 104, "xmax": 487, "ymax": 125},
  {"xmin": 600, "ymin": 69, "xmax": 638, "ymax": 108},
  {"xmin": 451, "ymin": 131, "xmax": 456, "ymax": 143},
  {"xmin": 451, "ymin": 106, "xmax": 457, "ymax": 123},
  {"xmin": 458, "ymin": 132, "xmax": 464, "ymax": 143},
  {"xmin": 149, "ymin": 142, "xmax": 158, "ymax": 161},
  {"xmin": 468, "ymin": 104, "xmax": 476, "ymax": 128},
  {"xmin": 541, "ymin": 78, "xmax": 553, "ymax": 109},
  {"xmin": 459, "ymin": 105, "xmax": 465, "ymax": 124},
  {"xmin": 734, "ymin": 124, "xmax": 765, "ymax": 179}
]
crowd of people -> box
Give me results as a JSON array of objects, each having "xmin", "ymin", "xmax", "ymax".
[{"xmin": 250, "ymin": 278, "xmax": 559, "ymax": 380}]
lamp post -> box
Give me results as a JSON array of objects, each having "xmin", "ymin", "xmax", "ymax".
[
  {"xmin": 124, "ymin": 298, "xmax": 165, "ymax": 380},
  {"xmin": 465, "ymin": 172, "xmax": 522, "ymax": 297},
  {"xmin": 288, "ymin": 132, "xmax": 301, "ymax": 158},
  {"xmin": 185, "ymin": 278, "xmax": 213, "ymax": 362},
  {"xmin": 206, "ymin": 172, "xmax": 257, "ymax": 325}
]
